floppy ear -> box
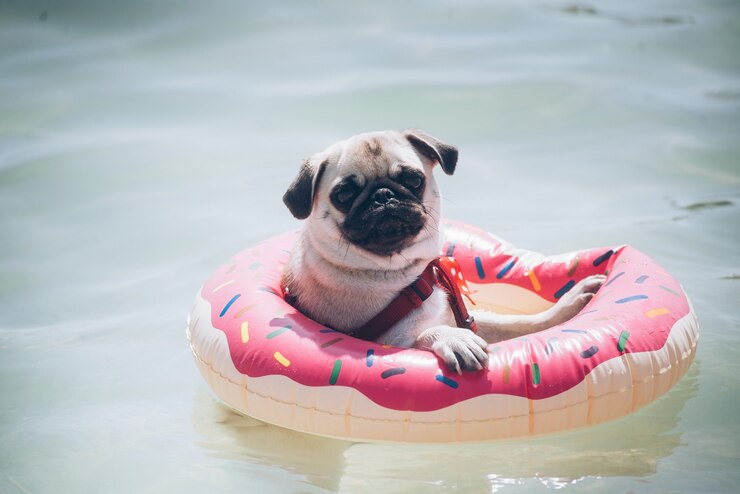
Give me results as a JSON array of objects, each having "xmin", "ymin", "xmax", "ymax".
[
  {"xmin": 403, "ymin": 129, "xmax": 458, "ymax": 175},
  {"xmin": 282, "ymin": 158, "xmax": 327, "ymax": 219}
]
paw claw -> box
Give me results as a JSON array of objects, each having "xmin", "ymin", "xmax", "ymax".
[{"xmin": 426, "ymin": 326, "xmax": 489, "ymax": 374}]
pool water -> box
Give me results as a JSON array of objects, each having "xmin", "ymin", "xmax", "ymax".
[{"xmin": 1, "ymin": 1, "xmax": 738, "ymax": 493}]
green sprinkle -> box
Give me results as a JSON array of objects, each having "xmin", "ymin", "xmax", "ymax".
[
  {"xmin": 267, "ymin": 326, "xmax": 290, "ymax": 339},
  {"xmin": 532, "ymin": 363, "xmax": 541, "ymax": 385},
  {"xmin": 659, "ymin": 285, "xmax": 680, "ymax": 297},
  {"xmin": 329, "ymin": 359, "xmax": 342, "ymax": 385},
  {"xmin": 618, "ymin": 331, "xmax": 630, "ymax": 352}
]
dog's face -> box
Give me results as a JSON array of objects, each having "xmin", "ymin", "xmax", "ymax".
[{"xmin": 283, "ymin": 129, "xmax": 458, "ymax": 268}]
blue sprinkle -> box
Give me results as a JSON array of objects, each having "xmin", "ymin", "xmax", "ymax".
[
  {"xmin": 436, "ymin": 374, "xmax": 459, "ymax": 389},
  {"xmin": 475, "ymin": 256, "xmax": 486, "ymax": 279},
  {"xmin": 446, "ymin": 243, "xmax": 456, "ymax": 256},
  {"xmin": 580, "ymin": 346, "xmax": 599, "ymax": 358},
  {"xmin": 561, "ymin": 329, "xmax": 588, "ymax": 334},
  {"xmin": 554, "ymin": 280, "xmax": 576, "ymax": 299},
  {"xmin": 604, "ymin": 271, "xmax": 625, "ymax": 287},
  {"xmin": 593, "ymin": 250, "xmax": 614, "ymax": 266},
  {"xmin": 496, "ymin": 259, "xmax": 516, "ymax": 279},
  {"xmin": 635, "ymin": 275, "xmax": 650, "ymax": 284},
  {"xmin": 366, "ymin": 349, "xmax": 375, "ymax": 367},
  {"xmin": 219, "ymin": 294, "xmax": 241, "ymax": 317},
  {"xmin": 615, "ymin": 295, "xmax": 648, "ymax": 304},
  {"xmin": 381, "ymin": 367, "xmax": 406, "ymax": 379}
]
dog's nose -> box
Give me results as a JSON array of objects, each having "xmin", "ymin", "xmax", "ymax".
[{"xmin": 372, "ymin": 188, "xmax": 395, "ymax": 205}]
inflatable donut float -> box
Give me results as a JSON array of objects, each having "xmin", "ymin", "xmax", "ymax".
[{"xmin": 186, "ymin": 221, "xmax": 699, "ymax": 443}]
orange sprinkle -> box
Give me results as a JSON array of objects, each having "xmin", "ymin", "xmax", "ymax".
[
  {"xmin": 645, "ymin": 308, "xmax": 670, "ymax": 318},
  {"xmin": 528, "ymin": 270, "xmax": 541, "ymax": 292}
]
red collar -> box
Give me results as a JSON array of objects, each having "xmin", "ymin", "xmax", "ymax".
[{"xmin": 352, "ymin": 256, "xmax": 477, "ymax": 342}]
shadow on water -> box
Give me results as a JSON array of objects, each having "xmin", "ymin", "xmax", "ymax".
[{"xmin": 191, "ymin": 361, "xmax": 700, "ymax": 492}]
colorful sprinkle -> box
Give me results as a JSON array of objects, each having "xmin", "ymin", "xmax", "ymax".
[
  {"xmin": 580, "ymin": 346, "xmax": 599, "ymax": 358},
  {"xmin": 240, "ymin": 321, "xmax": 249, "ymax": 343},
  {"xmin": 615, "ymin": 295, "xmax": 648, "ymax": 304},
  {"xmin": 528, "ymin": 269, "xmax": 542, "ymax": 292},
  {"xmin": 531, "ymin": 363, "xmax": 541, "ymax": 385},
  {"xmin": 445, "ymin": 243, "xmax": 456, "ymax": 257},
  {"xmin": 267, "ymin": 326, "xmax": 291, "ymax": 339},
  {"xmin": 593, "ymin": 250, "xmax": 614, "ymax": 267},
  {"xmin": 604, "ymin": 271, "xmax": 625, "ymax": 287},
  {"xmin": 219, "ymin": 294, "xmax": 241, "ymax": 317},
  {"xmin": 366, "ymin": 349, "xmax": 375, "ymax": 367},
  {"xmin": 329, "ymin": 360, "xmax": 342, "ymax": 385},
  {"xmin": 502, "ymin": 364, "xmax": 511, "ymax": 384},
  {"xmin": 213, "ymin": 280, "xmax": 236, "ymax": 293},
  {"xmin": 381, "ymin": 367, "xmax": 406, "ymax": 379},
  {"xmin": 645, "ymin": 307, "xmax": 670, "ymax": 318},
  {"xmin": 617, "ymin": 331, "xmax": 630, "ymax": 352},
  {"xmin": 554, "ymin": 280, "xmax": 576, "ymax": 299},
  {"xmin": 273, "ymin": 351, "xmax": 290, "ymax": 367},
  {"xmin": 474, "ymin": 256, "xmax": 486, "ymax": 279},
  {"xmin": 561, "ymin": 329, "xmax": 588, "ymax": 334},
  {"xmin": 635, "ymin": 275, "xmax": 650, "ymax": 284},
  {"xmin": 567, "ymin": 256, "xmax": 580, "ymax": 277},
  {"xmin": 496, "ymin": 259, "xmax": 516, "ymax": 279},
  {"xmin": 233, "ymin": 305, "xmax": 254, "ymax": 319},
  {"xmin": 321, "ymin": 337, "xmax": 344, "ymax": 348},
  {"xmin": 436, "ymin": 374, "xmax": 459, "ymax": 388},
  {"xmin": 659, "ymin": 285, "xmax": 680, "ymax": 297},
  {"xmin": 319, "ymin": 329, "xmax": 337, "ymax": 333}
]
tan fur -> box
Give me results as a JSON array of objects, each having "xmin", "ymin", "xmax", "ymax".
[{"xmin": 283, "ymin": 130, "xmax": 604, "ymax": 374}]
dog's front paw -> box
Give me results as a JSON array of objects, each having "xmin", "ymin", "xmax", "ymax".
[
  {"xmin": 417, "ymin": 326, "xmax": 489, "ymax": 375},
  {"xmin": 550, "ymin": 274, "xmax": 606, "ymax": 325}
]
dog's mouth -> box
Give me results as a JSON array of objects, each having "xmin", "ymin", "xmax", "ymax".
[{"xmin": 342, "ymin": 201, "xmax": 426, "ymax": 257}]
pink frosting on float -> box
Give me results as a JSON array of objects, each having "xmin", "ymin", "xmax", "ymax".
[{"xmin": 201, "ymin": 221, "xmax": 691, "ymax": 412}]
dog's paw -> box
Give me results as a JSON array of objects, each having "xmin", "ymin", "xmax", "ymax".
[
  {"xmin": 550, "ymin": 274, "xmax": 606, "ymax": 325},
  {"xmin": 417, "ymin": 326, "xmax": 489, "ymax": 375}
]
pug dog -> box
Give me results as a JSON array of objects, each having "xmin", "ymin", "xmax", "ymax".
[{"xmin": 281, "ymin": 129, "xmax": 605, "ymax": 374}]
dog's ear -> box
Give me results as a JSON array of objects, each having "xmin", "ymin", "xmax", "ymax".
[
  {"xmin": 403, "ymin": 129, "xmax": 458, "ymax": 175},
  {"xmin": 283, "ymin": 158, "xmax": 327, "ymax": 219}
]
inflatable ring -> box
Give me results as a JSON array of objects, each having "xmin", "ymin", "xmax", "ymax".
[{"xmin": 187, "ymin": 221, "xmax": 699, "ymax": 443}]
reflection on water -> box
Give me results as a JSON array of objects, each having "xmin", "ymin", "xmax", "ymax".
[{"xmin": 193, "ymin": 363, "xmax": 699, "ymax": 492}]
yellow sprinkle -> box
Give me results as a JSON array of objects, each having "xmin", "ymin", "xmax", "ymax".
[
  {"xmin": 645, "ymin": 308, "xmax": 670, "ymax": 318},
  {"xmin": 240, "ymin": 321, "xmax": 249, "ymax": 343},
  {"xmin": 528, "ymin": 270, "xmax": 541, "ymax": 292},
  {"xmin": 213, "ymin": 279, "xmax": 236, "ymax": 293},
  {"xmin": 274, "ymin": 351, "xmax": 290, "ymax": 367}
]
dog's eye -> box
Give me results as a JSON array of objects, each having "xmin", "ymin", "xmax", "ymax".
[
  {"xmin": 401, "ymin": 172, "xmax": 424, "ymax": 190},
  {"xmin": 336, "ymin": 189, "xmax": 355, "ymax": 203},
  {"xmin": 331, "ymin": 183, "xmax": 359, "ymax": 212}
]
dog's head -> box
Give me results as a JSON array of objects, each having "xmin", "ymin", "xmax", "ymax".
[{"xmin": 283, "ymin": 130, "xmax": 457, "ymax": 266}]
